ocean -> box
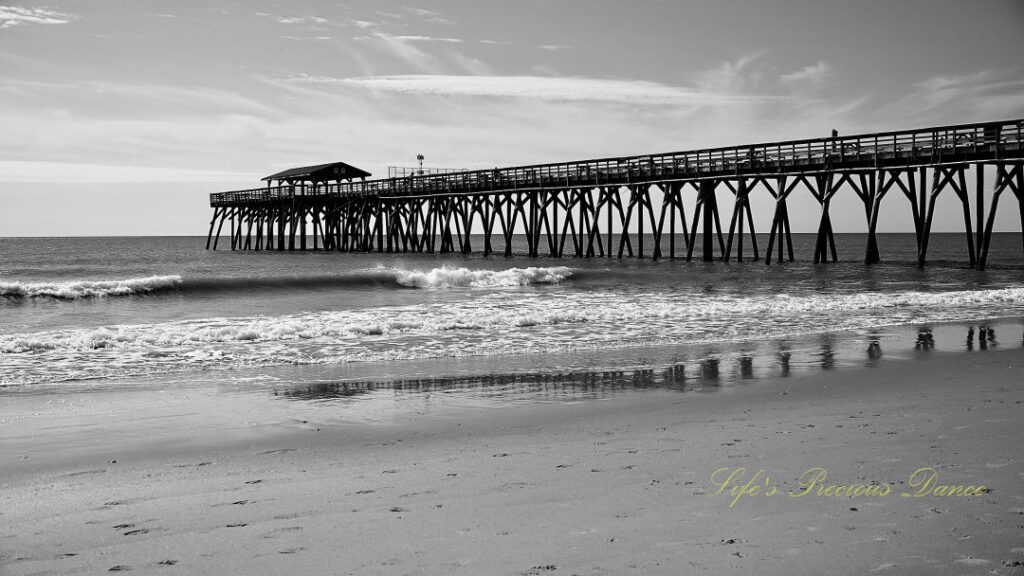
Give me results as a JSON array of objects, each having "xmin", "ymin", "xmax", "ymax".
[{"xmin": 1, "ymin": 233, "xmax": 1022, "ymax": 406}]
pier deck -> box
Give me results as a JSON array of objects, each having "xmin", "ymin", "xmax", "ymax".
[{"xmin": 208, "ymin": 119, "xmax": 1024, "ymax": 268}]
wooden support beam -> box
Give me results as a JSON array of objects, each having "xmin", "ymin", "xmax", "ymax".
[
  {"xmin": 724, "ymin": 178, "xmax": 757, "ymax": 262},
  {"xmin": 812, "ymin": 173, "xmax": 838, "ymax": 264},
  {"xmin": 212, "ymin": 208, "xmax": 228, "ymax": 251},
  {"xmin": 919, "ymin": 166, "xmax": 957, "ymax": 265},
  {"xmin": 976, "ymin": 164, "xmax": 985, "ymax": 264},
  {"xmin": 205, "ymin": 207, "xmax": 221, "ymax": 250},
  {"xmin": 978, "ymin": 163, "xmax": 1023, "ymax": 269},
  {"xmin": 864, "ymin": 170, "xmax": 898, "ymax": 265},
  {"xmin": 700, "ymin": 180, "xmax": 719, "ymax": 262}
]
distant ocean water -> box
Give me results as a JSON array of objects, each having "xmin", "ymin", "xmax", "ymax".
[{"xmin": 0, "ymin": 234, "xmax": 1021, "ymax": 391}]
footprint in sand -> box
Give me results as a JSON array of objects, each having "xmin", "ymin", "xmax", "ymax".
[
  {"xmin": 65, "ymin": 469, "xmax": 107, "ymax": 477},
  {"xmin": 263, "ymin": 526, "xmax": 303, "ymax": 539},
  {"xmin": 212, "ymin": 500, "xmax": 253, "ymax": 508},
  {"xmin": 955, "ymin": 557, "xmax": 991, "ymax": 566},
  {"xmin": 100, "ymin": 498, "xmax": 150, "ymax": 509}
]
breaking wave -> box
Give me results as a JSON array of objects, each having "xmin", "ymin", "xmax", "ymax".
[
  {"xmin": 393, "ymin": 266, "xmax": 573, "ymax": 288},
  {"xmin": 0, "ymin": 266, "xmax": 575, "ymax": 300},
  {"xmin": 0, "ymin": 275, "xmax": 182, "ymax": 299},
  {"xmin": 1, "ymin": 284, "xmax": 1021, "ymax": 386}
]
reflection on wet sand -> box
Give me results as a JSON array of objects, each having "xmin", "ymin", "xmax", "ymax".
[
  {"xmin": 966, "ymin": 325, "xmax": 999, "ymax": 350},
  {"xmin": 777, "ymin": 344, "xmax": 792, "ymax": 377},
  {"xmin": 915, "ymin": 327, "xmax": 935, "ymax": 350},
  {"xmin": 271, "ymin": 325, "xmax": 1015, "ymax": 403},
  {"xmin": 817, "ymin": 335, "xmax": 836, "ymax": 370},
  {"xmin": 866, "ymin": 329, "xmax": 883, "ymax": 364}
]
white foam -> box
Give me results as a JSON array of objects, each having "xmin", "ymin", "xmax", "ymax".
[
  {"xmin": 0, "ymin": 275, "xmax": 182, "ymax": 299},
  {"xmin": 393, "ymin": 266, "xmax": 573, "ymax": 288},
  {"xmin": 1, "ymin": 284, "xmax": 1022, "ymax": 386}
]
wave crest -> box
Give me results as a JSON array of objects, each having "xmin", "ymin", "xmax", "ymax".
[
  {"xmin": 0, "ymin": 275, "xmax": 182, "ymax": 299},
  {"xmin": 394, "ymin": 266, "xmax": 574, "ymax": 288},
  {"xmin": 0, "ymin": 267, "xmax": 573, "ymax": 300}
]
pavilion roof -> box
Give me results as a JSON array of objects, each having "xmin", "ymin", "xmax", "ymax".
[{"xmin": 262, "ymin": 161, "xmax": 371, "ymax": 182}]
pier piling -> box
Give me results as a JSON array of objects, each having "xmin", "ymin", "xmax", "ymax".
[{"xmin": 206, "ymin": 119, "xmax": 1024, "ymax": 267}]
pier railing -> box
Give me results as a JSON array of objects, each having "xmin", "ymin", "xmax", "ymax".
[{"xmin": 211, "ymin": 119, "xmax": 1023, "ymax": 207}]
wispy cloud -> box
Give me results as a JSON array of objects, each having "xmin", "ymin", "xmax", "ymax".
[
  {"xmin": 254, "ymin": 12, "xmax": 333, "ymax": 26},
  {"xmin": 779, "ymin": 62, "xmax": 833, "ymax": 91},
  {"xmin": 403, "ymin": 7, "xmax": 454, "ymax": 25},
  {"xmin": 0, "ymin": 6, "xmax": 75, "ymax": 29},
  {"xmin": 354, "ymin": 33, "xmax": 439, "ymax": 72},
  {"xmin": 323, "ymin": 74, "xmax": 780, "ymax": 107},
  {"xmin": 351, "ymin": 32, "xmax": 482, "ymax": 74},
  {"xmin": 281, "ymin": 35, "xmax": 333, "ymax": 41},
  {"xmin": 539, "ymin": 44, "xmax": 570, "ymax": 51},
  {"xmin": 277, "ymin": 15, "xmax": 329, "ymax": 25},
  {"xmin": 695, "ymin": 53, "xmax": 764, "ymax": 94},
  {"xmin": 0, "ymin": 78, "xmax": 278, "ymax": 118},
  {"xmin": 0, "ymin": 161, "xmax": 259, "ymax": 184},
  {"xmin": 389, "ymin": 35, "xmax": 462, "ymax": 44},
  {"xmin": 891, "ymin": 69, "xmax": 1024, "ymax": 122}
]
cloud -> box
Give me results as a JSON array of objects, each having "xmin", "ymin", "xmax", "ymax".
[
  {"xmin": 330, "ymin": 74, "xmax": 778, "ymax": 107},
  {"xmin": 403, "ymin": 7, "xmax": 454, "ymax": 25},
  {"xmin": 281, "ymin": 35, "xmax": 332, "ymax": 41},
  {"xmin": 0, "ymin": 161, "xmax": 259, "ymax": 184},
  {"xmin": 254, "ymin": 12, "xmax": 333, "ymax": 26},
  {"xmin": 0, "ymin": 6, "xmax": 74, "ymax": 29},
  {"xmin": 0, "ymin": 78, "xmax": 279, "ymax": 119},
  {"xmin": 695, "ymin": 53, "xmax": 764, "ymax": 94},
  {"xmin": 275, "ymin": 15, "xmax": 330, "ymax": 25},
  {"xmin": 891, "ymin": 69, "xmax": 1024, "ymax": 122},
  {"xmin": 354, "ymin": 33, "xmax": 440, "ymax": 71},
  {"xmin": 390, "ymin": 35, "xmax": 462, "ymax": 44},
  {"xmin": 779, "ymin": 62, "xmax": 833, "ymax": 91},
  {"xmin": 539, "ymin": 44, "xmax": 570, "ymax": 51},
  {"xmin": 351, "ymin": 32, "xmax": 481, "ymax": 74}
]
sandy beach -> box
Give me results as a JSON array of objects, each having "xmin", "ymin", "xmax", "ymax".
[{"xmin": 1, "ymin": 347, "xmax": 1022, "ymax": 575}]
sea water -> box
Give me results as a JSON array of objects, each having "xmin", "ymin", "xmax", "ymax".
[{"xmin": 0, "ymin": 234, "xmax": 1021, "ymax": 400}]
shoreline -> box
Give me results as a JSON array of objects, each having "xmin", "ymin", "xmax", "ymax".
[
  {"xmin": 2, "ymin": 346, "xmax": 1023, "ymax": 574},
  {"xmin": 4, "ymin": 314, "xmax": 1020, "ymax": 394}
]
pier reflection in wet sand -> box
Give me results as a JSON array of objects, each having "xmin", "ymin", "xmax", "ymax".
[{"xmin": 271, "ymin": 324, "xmax": 1017, "ymax": 404}]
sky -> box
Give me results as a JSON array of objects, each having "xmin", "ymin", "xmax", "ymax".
[{"xmin": 1, "ymin": 0, "xmax": 1023, "ymax": 236}]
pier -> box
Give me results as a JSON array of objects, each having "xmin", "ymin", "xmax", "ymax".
[{"xmin": 207, "ymin": 119, "xmax": 1024, "ymax": 269}]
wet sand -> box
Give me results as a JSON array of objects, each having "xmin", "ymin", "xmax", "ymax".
[{"xmin": 2, "ymin": 348, "xmax": 1023, "ymax": 575}]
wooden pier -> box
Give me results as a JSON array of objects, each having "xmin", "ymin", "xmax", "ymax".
[{"xmin": 207, "ymin": 119, "xmax": 1024, "ymax": 269}]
